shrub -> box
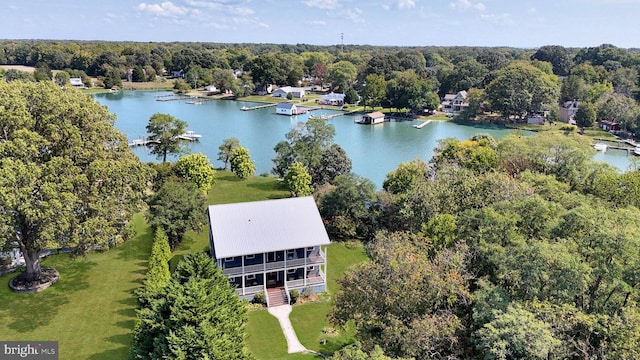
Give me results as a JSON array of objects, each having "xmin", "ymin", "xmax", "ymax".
[
  {"xmin": 252, "ymin": 291, "xmax": 267, "ymax": 305},
  {"xmin": 289, "ymin": 289, "xmax": 300, "ymax": 304}
]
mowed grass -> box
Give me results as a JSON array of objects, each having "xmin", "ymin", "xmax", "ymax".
[{"xmin": 0, "ymin": 212, "xmax": 153, "ymax": 360}]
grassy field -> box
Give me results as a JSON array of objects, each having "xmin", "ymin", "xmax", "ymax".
[
  {"xmin": 0, "ymin": 172, "xmax": 367, "ymax": 359},
  {"xmin": 0, "ymin": 213, "xmax": 153, "ymax": 359}
]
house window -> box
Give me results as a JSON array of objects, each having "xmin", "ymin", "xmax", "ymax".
[
  {"xmin": 306, "ymin": 247, "xmax": 315, "ymax": 251},
  {"xmin": 246, "ymin": 254, "xmax": 255, "ymax": 260},
  {"xmin": 225, "ymin": 257, "xmax": 235, "ymax": 262},
  {"xmin": 246, "ymin": 274, "xmax": 256, "ymax": 280},
  {"xmin": 287, "ymin": 269, "xmax": 296, "ymax": 274},
  {"xmin": 287, "ymin": 249, "xmax": 295, "ymax": 259},
  {"xmin": 308, "ymin": 266, "xmax": 316, "ymax": 271}
]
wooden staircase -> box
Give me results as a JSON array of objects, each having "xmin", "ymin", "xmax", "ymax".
[{"xmin": 267, "ymin": 287, "xmax": 288, "ymax": 307}]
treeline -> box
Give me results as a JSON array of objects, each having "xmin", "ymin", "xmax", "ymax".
[
  {"xmin": 318, "ymin": 132, "xmax": 640, "ymax": 359},
  {"xmin": 2, "ymin": 40, "xmax": 640, "ymax": 133}
]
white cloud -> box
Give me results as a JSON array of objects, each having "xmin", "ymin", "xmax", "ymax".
[
  {"xmin": 342, "ymin": 7, "xmax": 365, "ymax": 24},
  {"xmin": 449, "ymin": 0, "xmax": 485, "ymax": 11},
  {"xmin": 382, "ymin": 0, "xmax": 416, "ymax": 10},
  {"xmin": 480, "ymin": 13, "xmax": 514, "ymax": 25},
  {"xmin": 137, "ymin": 2, "xmax": 196, "ymax": 17},
  {"xmin": 302, "ymin": 0, "xmax": 342, "ymax": 10}
]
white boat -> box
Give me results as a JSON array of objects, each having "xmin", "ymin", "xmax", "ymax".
[
  {"xmin": 633, "ymin": 147, "xmax": 640, "ymax": 156},
  {"xmin": 592, "ymin": 143, "xmax": 608, "ymax": 151},
  {"xmin": 177, "ymin": 131, "xmax": 203, "ymax": 141}
]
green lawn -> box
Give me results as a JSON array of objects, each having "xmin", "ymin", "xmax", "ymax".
[
  {"xmin": 0, "ymin": 172, "xmax": 367, "ymax": 360},
  {"xmin": 0, "ymin": 213, "xmax": 153, "ymax": 360}
]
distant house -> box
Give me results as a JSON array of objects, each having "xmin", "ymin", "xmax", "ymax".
[
  {"xmin": 441, "ymin": 91, "xmax": 469, "ymax": 113},
  {"xmin": 358, "ymin": 111, "xmax": 385, "ymax": 125},
  {"xmin": 526, "ymin": 112, "xmax": 546, "ymax": 125},
  {"xmin": 276, "ymin": 102, "xmax": 298, "ymax": 116},
  {"xmin": 208, "ymin": 197, "xmax": 330, "ymax": 306},
  {"xmin": 69, "ymin": 77, "xmax": 85, "ymax": 89},
  {"xmin": 559, "ymin": 100, "xmax": 580, "ymax": 124},
  {"xmin": 272, "ymin": 86, "xmax": 305, "ymax": 99},
  {"xmin": 204, "ymin": 84, "xmax": 218, "ymax": 92},
  {"xmin": 318, "ymin": 92, "xmax": 345, "ymax": 106},
  {"xmin": 171, "ymin": 70, "xmax": 184, "ymax": 78},
  {"xmin": 599, "ymin": 119, "xmax": 621, "ymax": 131}
]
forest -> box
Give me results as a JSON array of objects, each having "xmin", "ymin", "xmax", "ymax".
[{"xmin": 2, "ymin": 40, "xmax": 640, "ymax": 135}]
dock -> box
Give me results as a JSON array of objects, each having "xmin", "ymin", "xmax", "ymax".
[
  {"xmin": 156, "ymin": 95, "xmax": 191, "ymax": 102},
  {"xmin": 128, "ymin": 138, "xmax": 159, "ymax": 147},
  {"xmin": 413, "ymin": 120, "xmax": 432, "ymax": 129},
  {"xmin": 241, "ymin": 103, "xmax": 277, "ymax": 111}
]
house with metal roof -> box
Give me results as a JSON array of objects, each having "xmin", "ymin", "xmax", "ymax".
[
  {"xmin": 208, "ymin": 196, "xmax": 330, "ymax": 306},
  {"xmin": 272, "ymin": 86, "xmax": 306, "ymax": 99}
]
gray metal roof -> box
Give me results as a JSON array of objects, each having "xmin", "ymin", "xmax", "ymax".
[{"xmin": 208, "ymin": 196, "xmax": 330, "ymax": 259}]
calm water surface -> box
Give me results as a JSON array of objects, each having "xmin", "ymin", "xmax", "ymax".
[{"xmin": 94, "ymin": 91, "xmax": 635, "ymax": 187}]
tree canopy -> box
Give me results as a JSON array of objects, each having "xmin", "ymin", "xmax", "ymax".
[
  {"xmin": 0, "ymin": 80, "xmax": 152, "ymax": 282},
  {"xmin": 145, "ymin": 113, "xmax": 187, "ymax": 163}
]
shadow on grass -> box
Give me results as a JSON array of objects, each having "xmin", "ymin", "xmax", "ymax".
[
  {"xmin": 117, "ymin": 226, "xmax": 154, "ymax": 262},
  {"xmin": 87, "ymin": 343, "xmax": 130, "ymax": 360},
  {"xmin": 169, "ymin": 254, "xmax": 185, "ymax": 273},
  {"xmin": 246, "ymin": 180, "xmax": 289, "ymax": 198},
  {"xmin": 0, "ymin": 258, "xmax": 96, "ymax": 333}
]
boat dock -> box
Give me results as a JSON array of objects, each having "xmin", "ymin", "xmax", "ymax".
[
  {"xmin": 128, "ymin": 138, "xmax": 159, "ymax": 147},
  {"xmin": 156, "ymin": 95, "xmax": 191, "ymax": 102},
  {"xmin": 241, "ymin": 103, "xmax": 277, "ymax": 111},
  {"xmin": 413, "ymin": 120, "xmax": 432, "ymax": 129}
]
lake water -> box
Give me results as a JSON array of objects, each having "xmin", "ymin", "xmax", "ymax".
[{"xmin": 94, "ymin": 91, "xmax": 635, "ymax": 187}]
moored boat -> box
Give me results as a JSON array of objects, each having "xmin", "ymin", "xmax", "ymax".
[{"xmin": 592, "ymin": 143, "xmax": 608, "ymax": 151}]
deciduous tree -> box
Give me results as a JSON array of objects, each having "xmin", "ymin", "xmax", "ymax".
[
  {"xmin": 283, "ymin": 162, "xmax": 313, "ymax": 197},
  {"xmin": 146, "ymin": 181, "xmax": 206, "ymax": 249},
  {"xmin": 217, "ymin": 137, "xmax": 240, "ymax": 170},
  {"xmin": 174, "ymin": 153, "xmax": 216, "ymax": 193},
  {"xmin": 229, "ymin": 146, "xmax": 256, "ymax": 179},
  {"xmin": 0, "ymin": 80, "xmax": 151, "ymax": 283},
  {"xmin": 145, "ymin": 113, "xmax": 187, "ymax": 163}
]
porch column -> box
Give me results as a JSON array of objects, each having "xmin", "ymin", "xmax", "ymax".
[{"xmin": 242, "ymin": 275, "xmax": 246, "ymax": 296}]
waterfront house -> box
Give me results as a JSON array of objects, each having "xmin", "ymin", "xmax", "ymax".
[
  {"xmin": 358, "ymin": 111, "xmax": 385, "ymax": 125},
  {"xmin": 599, "ymin": 119, "xmax": 620, "ymax": 131},
  {"xmin": 318, "ymin": 92, "xmax": 345, "ymax": 106},
  {"xmin": 272, "ymin": 86, "xmax": 306, "ymax": 99},
  {"xmin": 208, "ymin": 197, "xmax": 330, "ymax": 306},
  {"xmin": 559, "ymin": 100, "xmax": 580, "ymax": 124},
  {"xmin": 526, "ymin": 112, "xmax": 546, "ymax": 125},
  {"xmin": 276, "ymin": 102, "xmax": 298, "ymax": 116},
  {"xmin": 441, "ymin": 90, "xmax": 469, "ymax": 113},
  {"xmin": 69, "ymin": 77, "xmax": 85, "ymax": 89}
]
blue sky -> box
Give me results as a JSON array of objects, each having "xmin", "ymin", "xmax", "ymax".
[{"xmin": 2, "ymin": 0, "xmax": 639, "ymax": 48}]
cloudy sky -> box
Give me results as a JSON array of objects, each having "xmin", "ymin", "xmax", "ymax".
[{"xmin": 1, "ymin": 0, "xmax": 639, "ymax": 48}]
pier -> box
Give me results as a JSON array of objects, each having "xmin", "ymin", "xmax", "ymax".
[
  {"xmin": 413, "ymin": 120, "xmax": 432, "ymax": 129},
  {"xmin": 241, "ymin": 103, "xmax": 277, "ymax": 111},
  {"xmin": 156, "ymin": 95, "xmax": 191, "ymax": 102},
  {"xmin": 128, "ymin": 138, "xmax": 160, "ymax": 147}
]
